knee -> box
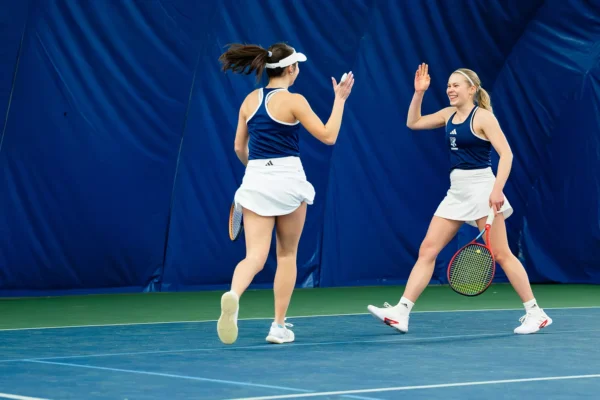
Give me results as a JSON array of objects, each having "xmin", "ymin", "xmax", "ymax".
[
  {"xmin": 418, "ymin": 239, "xmax": 441, "ymax": 262},
  {"xmin": 246, "ymin": 251, "xmax": 269, "ymax": 271},
  {"xmin": 276, "ymin": 248, "xmax": 297, "ymax": 264},
  {"xmin": 493, "ymin": 249, "xmax": 513, "ymax": 265}
]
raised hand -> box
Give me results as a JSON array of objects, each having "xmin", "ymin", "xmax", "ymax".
[
  {"xmin": 331, "ymin": 71, "xmax": 355, "ymax": 101},
  {"xmin": 414, "ymin": 63, "xmax": 431, "ymax": 93}
]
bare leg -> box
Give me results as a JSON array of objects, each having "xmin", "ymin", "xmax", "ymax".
[
  {"xmin": 230, "ymin": 208, "xmax": 275, "ymax": 297},
  {"xmin": 402, "ymin": 216, "xmax": 464, "ymax": 303},
  {"xmin": 367, "ymin": 215, "xmax": 463, "ymax": 333},
  {"xmin": 218, "ymin": 207, "xmax": 274, "ymax": 344},
  {"xmin": 476, "ymin": 212, "xmax": 552, "ymax": 334},
  {"xmin": 475, "ymin": 212, "xmax": 534, "ymax": 303},
  {"xmin": 273, "ymin": 202, "xmax": 307, "ymax": 325}
]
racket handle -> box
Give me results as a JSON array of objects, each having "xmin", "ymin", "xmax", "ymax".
[{"xmin": 485, "ymin": 208, "xmax": 495, "ymax": 227}]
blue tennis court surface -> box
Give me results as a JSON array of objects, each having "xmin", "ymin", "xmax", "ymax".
[{"xmin": 1, "ymin": 307, "xmax": 599, "ymax": 399}]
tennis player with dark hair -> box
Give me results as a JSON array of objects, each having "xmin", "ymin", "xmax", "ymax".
[
  {"xmin": 367, "ymin": 63, "xmax": 552, "ymax": 335},
  {"xmin": 216, "ymin": 42, "xmax": 354, "ymax": 344}
]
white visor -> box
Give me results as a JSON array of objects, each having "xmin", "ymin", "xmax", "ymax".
[{"xmin": 265, "ymin": 50, "xmax": 307, "ymax": 69}]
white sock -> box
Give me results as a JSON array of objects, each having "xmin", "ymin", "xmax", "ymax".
[
  {"xmin": 398, "ymin": 297, "xmax": 414, "ymax": 312},
  {"xmin": 523, "ymin": 298, "xmax": 538, "ymax": 312}
]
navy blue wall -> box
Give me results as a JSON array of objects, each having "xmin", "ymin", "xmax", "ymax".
[{"xmin": 1, "ymin": 0, "xmax": 599, "ymax": 295}]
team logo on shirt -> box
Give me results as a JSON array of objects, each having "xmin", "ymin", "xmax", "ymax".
[
  {"xmin": 450, "ymin": 136, "xmax": 458, "ymax": 150},
  {"xmin": 449, "ymin": 129, "xmax": 458, "ymax": 150}
]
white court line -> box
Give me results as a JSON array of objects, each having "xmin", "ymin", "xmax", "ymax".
[
  {"xmin": 0, "ymin": 393, "xmax": 49, "ymax": 400},
  {"xmin": 1, "ymin": 328, "xmax": 597, "ymax": 364},
  {"xmin": 25, "ymin": 360, "xmax": 310, "ymax": 393},
  {"xmin": 0, "ymin": 332, "xmax": 513, "ymax": 363},
  {"xmin": 0, "ymin": 305, "xmax": 598, "ymax": 332},
  {"xmin": 22, "ymin": 360, "xmax": 379, "ymax": 400},
  {"xmin": 225, "ymin": 374, "xmax": 600, "ymax": 400}
]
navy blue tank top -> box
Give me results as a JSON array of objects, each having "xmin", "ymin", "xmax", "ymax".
[
  {"xmin": 247, "ymin": 88, "xmax": 301, "ymax": 160},
  {"xmin": 445, "ymin": 106, "xmax": 492, "ymax": 171}
]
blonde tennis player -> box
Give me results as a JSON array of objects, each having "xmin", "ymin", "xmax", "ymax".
[
  {"xmin": 367, "ymin": 63, "xmax": 552, "ymax": 335},
  {"xmin": 216, "ymin": 42, "xmax": 354, "ymax": 344}
]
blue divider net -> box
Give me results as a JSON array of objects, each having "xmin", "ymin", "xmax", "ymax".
[{"xmin": 1, "ymin": 0, "xmax": 598, "ymax": 295}]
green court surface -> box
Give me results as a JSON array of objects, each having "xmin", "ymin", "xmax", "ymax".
[{"xmin": 2, "ymin": 283, "xmax": 599, "ymax": 330}]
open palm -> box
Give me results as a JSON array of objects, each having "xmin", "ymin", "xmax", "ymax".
[
  {"xmin": 414, "ymin": 63, "xmax": 431, "ymax": 92},
  {"xmin": 332, "ymin": 71, "xmax": 354, "ymax": 101}
]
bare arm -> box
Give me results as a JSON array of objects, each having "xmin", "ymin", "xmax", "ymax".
[
  {"xmin": 291, "ymin": 72, "xmax": 355, "ymax": 146},
  {"xmin": 406, "ymin": 91, "xmax": 452, "ymax": 130},
  {"xmin": 291, "ymin": 95, "xmax": 346, "ymax": 145},
  {"xmin": 406, "ymin": 63, "xmax": 453, "ymax": 130},
  {"xmin": 479, "ymin": 110, "xmax": 513, "ymax": 191},
  {"xmin": 233, "ymin": 106, "xmax": 249, "ymax": 166}
]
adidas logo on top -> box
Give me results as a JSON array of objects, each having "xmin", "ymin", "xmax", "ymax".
[{"xmin": 265, "ymin": 160, "xmax": 273, "ymax": 166}]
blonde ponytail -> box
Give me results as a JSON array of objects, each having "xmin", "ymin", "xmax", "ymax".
[{"xmin": 476, "ymin": 87, "xmax": 493, "ymax": 113}]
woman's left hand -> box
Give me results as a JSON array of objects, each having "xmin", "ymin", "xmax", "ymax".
[{"xmin": 489, "ymin": 188, "xmax": 505, "ymax": 214}]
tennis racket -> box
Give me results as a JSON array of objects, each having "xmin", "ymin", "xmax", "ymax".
[
  {"xmin": 228, "ymin": 200, "xmax": 243, "ymax": 241},
  {"xmin": 447, "ymin": 208, "xmax": 496, "ymax": 296}
]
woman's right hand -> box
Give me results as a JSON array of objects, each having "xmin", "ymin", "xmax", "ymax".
[
  {"xmin": 414, "ymin": 63, "xmax": 430, "ymax": 93},
  {"xmin": 332, "ymin": 71, "xmax": 354, "ymax": 101}
]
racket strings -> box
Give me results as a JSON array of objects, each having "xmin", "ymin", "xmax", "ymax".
[
  {"xmin": 231, "ymin": 208, "xmax": 242, "ymax": 231},
  {"xmin": 229, "ymin": 203, "xmax": 243, "ymax": 240},
  {"xmin": 448, "ymin": 244, "xmax": 494, "ymax": 295}
]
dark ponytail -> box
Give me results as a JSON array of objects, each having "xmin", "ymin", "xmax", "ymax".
[
  {"xmin": 218, "ymin": 42, "xmax": 295, "ymax": 84},
  {"xmin": 218, "ymin": 44, "xmax": 269, "ymax": 83}
]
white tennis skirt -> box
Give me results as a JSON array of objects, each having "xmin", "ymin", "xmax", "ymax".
[
  {"xmin": 234, "ymin": 156, "xmax": 315, "ymax": 217},
  {"xmin": 434, "ymin": 167, "xmax": 513, "ymax": 227}
]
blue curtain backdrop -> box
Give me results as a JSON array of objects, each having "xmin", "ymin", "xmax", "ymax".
[{"xmin": 1, "ymin": 0, "xmax": 599, "ymax": 295}]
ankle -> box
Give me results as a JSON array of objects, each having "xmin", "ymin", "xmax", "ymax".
[
  {"xmin": 398, "ymin": 296, "xmax": 415, "ymax": 312},
  {"xmin": 523, "ymin": 298, "xmax": 539, "ymax": 312}
]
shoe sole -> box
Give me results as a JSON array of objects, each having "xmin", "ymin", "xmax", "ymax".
[
  {"xmin": 266, "ymin": 334, "xmax": 295, "ymax": 344},
  {"xmin": 515, "ymin": 317, "xmax": 553, "ymax": 335},
  {"xmin": 367, "ymin": 306, "xmax": 407, "ymax": 334},
  {"xmin": 217, "ymin": 292, "xmax": 238, "ymax": 344}
]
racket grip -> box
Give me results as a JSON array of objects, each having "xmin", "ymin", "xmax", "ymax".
[{"xmin": 485, "ymin": 208, "xmax": 495, "ymax": 227}]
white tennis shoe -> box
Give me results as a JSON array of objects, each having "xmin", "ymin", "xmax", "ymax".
[
  {"xmin": 266, "ymin": 321, "xmax": 295, "ymax": 344},
  {"xmin": 217, "ymin": 291, "xmax": 239, "ymax": 344},
  {"xmin": 514, "ymin": 307, "xmax": 552, "ymax": 334},
  {"xmin": 367, "ymin": 302, "xmax": 409, "ymax": 333}
]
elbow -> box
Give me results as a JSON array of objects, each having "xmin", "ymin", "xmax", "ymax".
[
  {"xmin": 234, "ymin": 142, "xmax": 246, "ymax": 155},
  {"xmin": 406, "ymin": 120, "xmax": 417, "ymax": 130},
  {"xmin": 323, "ymin": 137, "xmax": 337, "ymax": 146},
  {"xmin": 321, "ymin": 128, "xmax": 337, "ymax": 145},
  {"xmin": 499, "ymin": 150, "xmax": 514, "ymax": 166},
  {"xmin": 234, "ymin": 147, "xmax": 246, "ymax": 160},
  {"xmin": 501, "ymin": 149, "xmax": 514, "ymax": 161}
]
